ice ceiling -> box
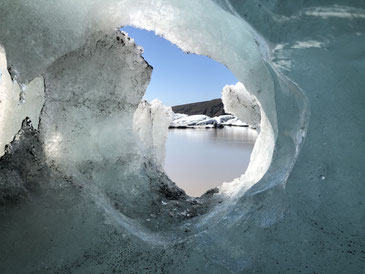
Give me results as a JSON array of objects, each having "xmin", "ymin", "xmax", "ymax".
[{"xmin": 0, "ymin": 0, "xmax": 364, "ymax": 273}]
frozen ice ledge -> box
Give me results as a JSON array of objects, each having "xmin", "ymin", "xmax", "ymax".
[{"xmin": 0, "ymin": 1, "xmax": 364, "ymax": 273}]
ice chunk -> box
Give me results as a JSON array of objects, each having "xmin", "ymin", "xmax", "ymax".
[
  {"xmin": 39, "ymin": 30, "xmax": 152, "ymax": 163},
  {"xmin": 215, "ymin": 114, "xmax": 235, "ymax": 123},
  {"xmin": 172, "ymin": 113, "xmax": 188, "ymax": 120},
  {"xmin": 222, "ymin": 117, "xmax": 249, "ymax": 127},
  {"xmin": 221, "ymin": 82, "xmax": 261, "ymax": 128},
  {"xmin": 0, "ymin": 47, "xmax": 44, "ymax": 156},
  {"xmin": 170, "ymin": 113, "xmax": 249, "ymax": 128},
  {"xmin": 133, "ymin": 99, "xmax": 173, "ymax": 165},
  {"xmin": 170, "ymin": 114, "xmax": 207, "ymax": 127}
]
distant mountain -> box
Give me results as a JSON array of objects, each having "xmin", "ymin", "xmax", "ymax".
[{"xmin": 171, "ymin": 98, "xmax": 227, "ymax": 117}]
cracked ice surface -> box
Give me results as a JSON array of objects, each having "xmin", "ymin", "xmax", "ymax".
[{"xmin": 0, "ymin": 0, "xmax": 364, "ymax": 273}]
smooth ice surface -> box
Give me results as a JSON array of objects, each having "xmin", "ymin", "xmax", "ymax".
[{"xmin": 0, "ymin": 0, "xmax": 364, "ymax": 273}]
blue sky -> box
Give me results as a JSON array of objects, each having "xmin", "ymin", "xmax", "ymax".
[{"xmin": 121, "ymin": 26, "xmax": 238, "ymax": 107}]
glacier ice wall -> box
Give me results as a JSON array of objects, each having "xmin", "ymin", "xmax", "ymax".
[{"xmin": 0, "ymin": 0, "xmax": 364, "ymax": 273}]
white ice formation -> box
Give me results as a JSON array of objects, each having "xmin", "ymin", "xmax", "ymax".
[
  {"xmin": 134, "ymin": 99, "xmax": 173, "ymax": 165},
  {"xmin": 221, "ymin": 82, "xmax": 261, "ymax": 128},
  {"xmin": 0, "ymin": 48, "xmax": 45, "ymax": 156},
  {"xmin": 0, "ymin": 1, "xmax": 364, "ymax": 273},
  {"xmin": 170, "ymin": 113, "xmax": 251, "ymax": 128}
]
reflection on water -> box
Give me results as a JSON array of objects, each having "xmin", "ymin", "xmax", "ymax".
[{"xmin": 164, "ymin": 127, "xmax": 258, "ymax": 197}]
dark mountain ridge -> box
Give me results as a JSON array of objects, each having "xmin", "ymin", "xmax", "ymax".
[{"xmin": 171, "ymin": 98, "xmax": 227, "ymax": 117}]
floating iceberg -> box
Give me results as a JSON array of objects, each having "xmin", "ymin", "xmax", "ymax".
[
  {"xmin": 0, "ymin": 1, "xmax": 364, "ymax": 273},
  {"xmin": 170, "ymin": 113, "xmax": 250, "ymax": 128}
]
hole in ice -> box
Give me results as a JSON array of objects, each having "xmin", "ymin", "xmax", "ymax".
[{"xmin": 124, "ymin": 26, "xmax": 259, "ymax": 197}]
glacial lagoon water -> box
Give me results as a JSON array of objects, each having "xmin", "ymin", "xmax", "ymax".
[{"xmin": 164, "ymin": 127, "xmax": 258, "ymax": 197}]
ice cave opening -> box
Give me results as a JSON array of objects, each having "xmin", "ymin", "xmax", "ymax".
[
  {"xmin": 2, "ymin": 1, "xmax": 344, "ymax": 272},
  {"xmin": 0, "ymin": 2, "xmax": 287, "ymax": 245},
  {"xmin": 0, "ymin": 20, "xmax": 278, "ymax": 229},
  {"xmin": 124, "ymin": 26, "xmax": 263, "ymax": 197}
]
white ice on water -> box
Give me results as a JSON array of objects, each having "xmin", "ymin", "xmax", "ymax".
[
  {"xmin": 221, "ymin": 82, "xmax": 261, "ymax": 128},
  {"xmin": 170, "ymin": 113, "xmax": 250, "ymax": 128}
]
